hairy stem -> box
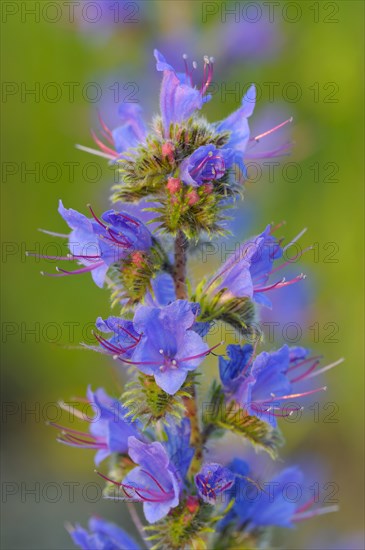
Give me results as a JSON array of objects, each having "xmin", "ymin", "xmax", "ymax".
[
  {"xmin": 173, "ymin": 230, "xmax": 188, "ymax": 300},
  {"xmin": 173, "ymin": 230, "xmax": 203, "ymax": 475}
]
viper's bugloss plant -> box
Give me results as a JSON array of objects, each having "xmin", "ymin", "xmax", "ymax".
[{"xmin": 31, "ymin": 51, "xmax": 343, "ymax": 549}]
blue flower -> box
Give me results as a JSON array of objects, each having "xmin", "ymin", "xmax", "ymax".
[
  {"xmin": 130, "ymin": 300, "xmax": 210, "ymax": 394},
  {"xmin": 219, "ymin": 344, "xmax": 255, "ymax": 397},
  {"xmin": 180, "ymin": 144, "xmax": 234, "ymax": 187},
  {"xmin": 217, "ymin": 84, "xmax": 256, "ymax": 173},
  {"xmin": 122, "ymin": 436, "xmax": 181, "ymax": 523},
  {"xmin": 195, "ymin": 463, "xmax": 235, "ymax": 505},
  {"xmin": 54, "ymin": 387, "xmax": 140, "ymax": 465},
  {"xmin": 69, "ymin": 516, "xmax": 141, "ymax": 550},
  {"xmin": 205, "ymin": 224, "xmax": 305, "ymax": 308},
  {"xmin": 219, "ymin": 344, "xmax": 339, "ymax": 427},
  {"xmin": 164, "ymin": 418, "xmax": 194, "ymax": 480},
  {"xmin": 94, "ymin": 316, "xmax": 141, "ymax": 358},
  {"xmin": 223, "ymin": 459, "xmax": 304, "ymax": 529},
  {"xmin": 37, "ymin": 201, "xmax": 152, "ymax": 288},
  {"xmin": 154, "ymin": 50, "xmax": 212, "ymax": 135}
]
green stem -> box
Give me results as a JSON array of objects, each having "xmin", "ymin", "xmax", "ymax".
[{"xmin": 173, "ymin": 230, "xmax": 203, "ymax": 475}]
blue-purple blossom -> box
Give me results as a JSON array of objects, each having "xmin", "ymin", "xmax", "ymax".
[
  {"xmin": 180, "ymin": 144, "xmax": 234, "ymax": 187},
  {"xmin": 154, "ymin": 49, "xmax": 212, "ymax": 135},
  {"xmin": 37, "ymin": 201, "xmax": 152, "ymax": 287},
  {"xmin": 94, "ymin": 316, "xmax": 141, "ymax": 358},
  {"xmin": 130, "ymin": 300, "xmax": 210, "ymax": 394},
  {"xmin": 222, "ymin": 459, "xmax": 304, "ymax": 529},
  {"xmin": 195, "ymin": 463, "xmax": 235, "ymax": 505},
  {"xmin": 54, "ymin": 387, "xmax": 140, "ymax": 465},
  {"xmin": 205, "ymin": 224, "xmax": 305, "ymax": 308},
  {"xmin": 219, "ymin": 344, "xmax": 255, "ymax": 397},
  {"xmin": 122, "ymin": 436, "xmax": 181, "ymax": 523},
  {"xmin": 69, "ymin": 516, "xmax": 141, "ymax": 550},
  {"xmin": 219, "ymin": 344, "xmax": 342, "ymax": 427}
]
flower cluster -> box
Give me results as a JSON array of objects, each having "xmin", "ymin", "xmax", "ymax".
[{"xmin": 32, "ymin": 50, "xmax": 341, "ymax": 549}]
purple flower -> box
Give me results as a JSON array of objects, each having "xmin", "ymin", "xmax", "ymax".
[
  {"xmin": 122, "ymin": 437, "xmax": 181, "ymax": 523},
  {"xmin": 180, "ymin": 144, "xmax": 234, "ymax": 187},
  {"xmin": 205, "ymin": 224, "xmax": 306, "ymax": 308},
  {"xmin": 35, "ymin": 201, "xmax": 152, "ymax": 287},
  {"xmin": 224, "ymin": 459, "xmax": 304, "ymax": 529},
  {"xmin": 53, "ymin": 387, "xmax": 140, "ymax": 465},
  {"xmin": 219, "ymin": 345, "xmax": 342, "ymax": 427},
  {"xmin": 69, "ymin": 516, "xmax": 141, "ymax": 550},
  {"xmin": 219, "ymin": 344, "xmax": 255, "ymax": 397},
  {"xmin": 195, "ymin": 463, "xmax": 235, "ymax": 505},
  {"xmin": 129, "ymin": 300, "xmax": 210, "ymax": 394},
  {"xmin": 154, "ymin": 50, "xmax": 213, "ymax": 135},
  {"xmin": 94, "ymin": 316, "xmax": 141, "ymax": 358}
]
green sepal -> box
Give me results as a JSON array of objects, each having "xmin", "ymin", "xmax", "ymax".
[
  {"xmin": 192, "ymin": 279, "xmax": 260, "ymax": 340},
  {"xmin": 202, "ymin": 383, "xmax": 284, "ymax": 459},
  {"xmin": 144, "ymin": 500, "xmax": 230, "ymax": 550},
  {"xmin": 121, "ymin": 373, "xmax": 197, "ymax": 426}
]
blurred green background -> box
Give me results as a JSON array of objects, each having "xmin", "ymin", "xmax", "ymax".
[{"xmin": 1, "ymin": 1, "xmax": 364, "ymax": 548}]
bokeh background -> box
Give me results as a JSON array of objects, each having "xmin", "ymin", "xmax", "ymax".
[{"xmin": 1, "ymin": 1, "xmax": 364, "ymax": 548}]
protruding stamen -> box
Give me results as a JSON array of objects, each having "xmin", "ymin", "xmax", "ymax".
[
  {"xmin": 253, "ymin": 117, "xmax": 293, "ymax": 142},
  {"xmin": 265, "ymin": 386, "xmax": 327, "ymax": 402},
  {"xmin": 293, "ymin": 504, "xmax": 339, "ymax": 522},
  {"xmin": 90, "ymin": 129, "xmax": 117, "ymax": 157},
  {"xmin": 181, "ymin": 341, "xmax": 223, "ymax": 363},
  {"xmin": 305, "ymin": 357, "xmax": 344, "ymax": 380},
  {"xmin": 283, "ymin": 227, "xmax": 308, "ymax": 252},
  {"xmin": 76, "ymin": 143, "xmax": 116, "ymax": 161}
]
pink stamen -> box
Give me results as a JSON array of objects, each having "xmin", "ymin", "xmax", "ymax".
[
  {"xmin": 117, "ymin": 325, "xmax": 140, "ymax": 343},
  {"xmin": 255, "ymin": 273, "xmax": 306, "ymax": 293},
  {"xmin": 254, "ymin": 277, "xmax": 286, "ymax": 293},
  {"xmin": 140, "ymin": 469, "xmax": 169, "ymax": 495},
  {"xmin": 88, "ymin": 204, "xmax": 108, "ymax": 229},
  {"xmin": 290, "ymin": 360, "xmax": 320, "ymax": 383},
  {"xmin": 54, "ymin": 262, "xmax": 104, "ymax": 276},
  {"xmin": 116, "ymin": 212, "xmax": 140, "ymax": 226},
  {"xmin": 262, "ymin": 386, "xmax": 327, "ymax": 403},
  {"xmin": 91, "ymin": 129, "xmax": 118, "ymax": 157},
  {"xmin": 287, "ymin": 355, "xmax": 323, "ymax": 372},
  {"xmin": 180, "ymin": 341, "xmax": 222, "ymax": 363},
  {"xmin": 95, "ymin": 472, "xmax": 171, "ymax": 502},
  {"xmin": 295, "ymin": 498, "xmax": 315, "ymax": 515},
  {"xmin": 270, "ymin": 246, "xmax": 313, "ymax": 275},
  {"xmin": 93, "ymin": 332, "xmax": 128, "ymax": 355},
  {"xmin": 49, "ymin": 422, "xmax": 91, "ymax": 436},
  {"xmin": 252, "ymin": 117, "xmax": 293, "ymax": 142},
  {"xmin": 97, "ymin": 111, "xmax": 114, "ymax": 143}
]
